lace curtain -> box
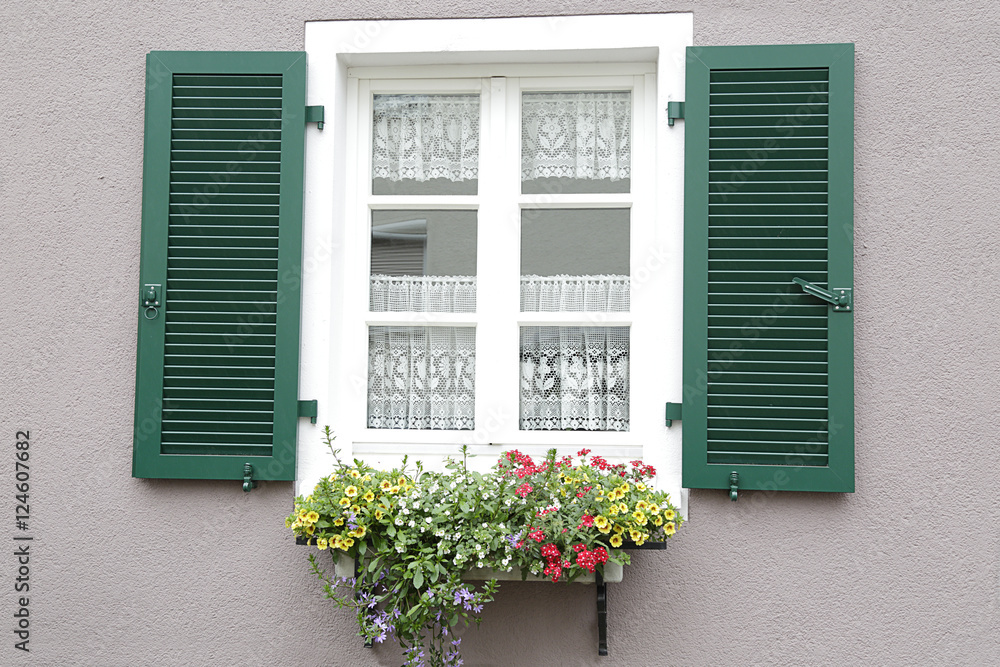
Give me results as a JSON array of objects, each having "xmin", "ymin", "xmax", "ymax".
[
  {"xmin": 521, "ymin": 92, "xmax": 631, "ymax": 182},
  {"xmin": 372, "ymin": 95, "xmax": 480, "ymax": 183},
  {"xmin": 520, "ymin": 327, "xmax": 629, "ymax": 431},
  {"xmin": 367, "ymin": 326, "xmax": 476, "ymax": 430},
  {"xmin": 520, "ymin": 274, "xmax": 629, "ymax": 312},
  {"xmin": 370, "ymin": 275, "xmax": 477, "ymax": 312}
]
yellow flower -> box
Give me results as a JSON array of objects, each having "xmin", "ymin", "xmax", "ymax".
[
  {"xmin": 380, "ymin": 480, "xmax": 392, "ymax": 491},
  {"xmin": 284, "ymin": 517, "xmax": 293, "ymax": 528},
  {"xmin": 291, "ymin": 519, "xmax": 302, "ymax": 529},
  {"xmin": 390, "ymin": 486, "xmax": 399, "ymax": 494},
  {"xmin": 343, "ymin": 537, "xmax": 355, "ymax": 549},
  {"xmin": 607, "ymin": 504, "xmax": 620, "ymax": 517},
  {"xmin": 305, "ymin": 524, "xmax": 316, "ymax": 535},
  {"xmin": 613, "ymin": 523, "xmax": 625, "ymax": 534},
  {"xmin": 339, "ymin": 497, "xmax": 351, "ymax": 507},
  {"xmin": 649, "ymin": 504, "xmax": 660, "ymax": 515},
  {"xmin": 594, "ymin": 516, "xmax": 610, "ymax": 530},
  {"xmin": 333, "ymin": 518, "xmax": 344, "ymax": 526},
  {"xmin": 350, "ymin": 504, "xmax": 361, "ymax": 514},
  {"xmin": 663, "ymin": 509, "xmax": 676, "ymax": 521},
  {"xmin": 634, "ymin": 533, "xmax": 647, "ymax": 546},
  {"xmin": 397, "ymin": 476, "xmax": 407, "ymax": 486},
  {"xmin": 621, "ymin": 482, "xmax": 630, "ymax": 493},
  {"xmin": 664, "ymin": 522, "xmax": 676, "ymax": 536},
  {"xmin": 362, "ymin": 474, "xmax": 372, "ymax": 482},
  {"xmin": 636, "ymin": 483, "xmax": 646, "ymax": 491},
  {"xmin": 629, "ymin": 528, "xmax": 642, "ymax": 542},
  {"xmin": 632, "ymin": 510, "xmax": 647, "ymax": 525},
  {"xmin": 306, "ymin": 511, "xmax": 320, "ymax": 523},
  {"xmin": 316, "ymin": 537, "xmax": 328, "ymax": 550},
  {"xmin": 635, "ymin": 500, "xmax": 649, "ymax": 511},
  {"xmin": 332, "ymin": 536, "xmax": 344, "ymax": 550},
  {"xmin": 653, "ymin": 515, "xmax": 663, "ymax": 527},
  {"xmin": 374, "ymin": 510, "xmax": 384, "ymax": 521},
  {"xmin": 345, "ymin": 485, "xmax": 358, "ymax": 498},
  {"xmin": 354, "ymin": 525, "xmax": 368, "ymax": 539},
  {"xmin": 609, "ymin": 534, "xmax": 623, "ymax": 548},
  {"xmin": 350, "ymin": 470, "xmax": 361, "ymax": 479},
  {"xmin": 363, "ymin": 491, "xmax": 376, "ymax": 503}
]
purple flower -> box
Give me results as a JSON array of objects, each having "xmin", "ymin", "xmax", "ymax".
[{"xmin": 505, "ymin": 531, "xmax": 523, "ymax": 548}]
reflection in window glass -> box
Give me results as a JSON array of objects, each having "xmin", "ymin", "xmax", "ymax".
[
  {"xmin": 372, "ymin": 94, "xmax": 480, "ymax": 195},
  {"xmin": 520, "ymin": 209, "xmax": 629, "ymax": 312},
  {"xmin": 370, "ymin": 210, "xmax": 477, "ymax": 312}
]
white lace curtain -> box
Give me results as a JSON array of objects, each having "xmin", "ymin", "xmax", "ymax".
[
  {"xmin": 372, "ymin": 95, "xmax": 480, "ymax": 183},
  {"xmin": 368, "ymin": 274, "xmax": 629, "ymax": 313},
  {"xmin": 520, "ymin": 274, "xmax": 629, "ymax": 312},
  {"xmin": 367, "ymin": 326, "xmax": 476, "ymax": 430},
  {"xmin": 520, "ymin": 327, "xmax": 630, "ymax": 432},
  {"xmin": 521, "ymin": 92, "xmax": 631, "ymax": 182},
  {"xmin": 370, "ymin": 275, "xmax": 477, "ymax": 312}
]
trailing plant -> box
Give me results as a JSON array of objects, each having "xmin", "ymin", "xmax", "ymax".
[{"xmin": 288, "ymin": 429, "xmax": 682, "ymax": 667}]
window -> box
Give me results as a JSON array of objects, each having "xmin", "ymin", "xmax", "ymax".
[{"xmin": 301, "ymin": 16, "xmax": 691, "ymax": 503}]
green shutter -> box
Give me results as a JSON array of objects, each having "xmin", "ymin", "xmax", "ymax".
[
  {"xmin": 133, "ymin": 52, "xmax": 306, "ymax": 481},
  {"xmin": 682, "ymin": 44, "xmax": 854, "ymax": 494}
]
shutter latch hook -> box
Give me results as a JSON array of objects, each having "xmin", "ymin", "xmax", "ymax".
[{"xmin": 729, "ymin": 472, "xmax": 739, "ymax": 502}]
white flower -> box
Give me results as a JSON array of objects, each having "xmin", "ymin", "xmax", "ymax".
[
  {"xmin": 408, "ymin": 520, "xmax": 416, "ymax": 528},
  {"xmin": 396, "ymin": 544, "xmax": 406, "ymax": 553},
  {"xmin": 425, "ymin": 517, "xmax": 433, "ymax": 524},
  {"xmin": 481, "ymin": 523, "xmax": 488, "ymax": 528},
  {"xmin": 394, "ymin": 517, "xmax": 404, "ymax": 526},
  {"xmin": 435, "ymin": 530, "xmax": 445, "ymax": 538},
  {"xmin": 477, "ymin": 561, "xmax": 484, "ymax": 568},
  {"xmin": 402, "ymin": 508, "xmax": 410, "ymax": 515},
  {"xmin": 444, "ymin": 510, "xmax": 451, "ymax": 516}
]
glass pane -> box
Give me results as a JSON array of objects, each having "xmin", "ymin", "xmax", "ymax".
[
  {"xmin": 368, "ymin": 326, "xmax": 476, "ymax": 430},
  {"xmin": 370, "ymin": 210, "xmax": 477, "ymax": 312},
  {"xmin": 521, "ymin": 91, "xmax": 631, "ymax": 194},
  {"xmin": 519, "ymin": 326, "xmax": 629, "ymax": 432},
  {"xmin": 520, "ymin": 209, "xmax": 629, "ymax": 312},
  {"xmin": 372, "ymin": 94, "xmax": 479, "ymax": 195}
]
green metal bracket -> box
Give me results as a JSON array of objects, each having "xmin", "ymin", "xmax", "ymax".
[
  {"xmin": 305, "ymin": 105, "xmax": 325, "ymax": 130},
  {"xmin": 729, "ymin": 472, "xmax": 739, "ymax": 502},
  {"xmin": 792, "ymin": 277, "xmax": 852, "ymax": 312},
  {"xmin": 665, "ymin": 402, "xmax": 682, "ymax": 427},
  {"xmin": 667, "ymin": 101, "xmax": 685, "ymax": 127},
  {"xmin": 298, "ymin": 399, "xmax": 318, "ymax": 424},
  {"xmin": 141, "ymin": 283, "xmax": 161, "ymax": 320},
  {"xmin": 243, "ymin": 463, "xmax": 256, "ymax": 492}
]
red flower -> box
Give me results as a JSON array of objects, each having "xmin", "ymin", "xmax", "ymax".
[{"xmin": 515, "ymin": 483, "xmax": 533, "ymax": 498}]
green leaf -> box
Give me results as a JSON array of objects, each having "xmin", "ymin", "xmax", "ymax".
[
  {"xmin": 358, "ymin": 541, "xmax": 367, "ymax": 556},
  {"xmin": 413, "ymin": 569, "xmax": 423, "ymax": 589}
]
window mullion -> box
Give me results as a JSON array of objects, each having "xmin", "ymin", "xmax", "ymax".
[{"xmin": 474, "ymin": 77, "xmax": 521, "ymax": 444}]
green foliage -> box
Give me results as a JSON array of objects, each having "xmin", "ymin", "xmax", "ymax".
[{"xmin": 288, "ymin": 429, "xmax": 682, "ymax": 666}]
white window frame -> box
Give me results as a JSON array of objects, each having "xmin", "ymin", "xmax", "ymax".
[{"xmin": 300, "ymin": 15, "xmax": 692, "ymax": 513}]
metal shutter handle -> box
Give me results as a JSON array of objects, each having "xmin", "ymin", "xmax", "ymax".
[{"xmin": 792, "ymin": 277, "xmax": 852, "ymax": 312}]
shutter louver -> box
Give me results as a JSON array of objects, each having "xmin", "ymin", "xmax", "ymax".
[
  {"xmin": 682, "ymin": 44, "xmax": 854, "ymax": 494},
  {"xmin": 134, "ymin": 53, "xmax": 306, "ymax": 480}
]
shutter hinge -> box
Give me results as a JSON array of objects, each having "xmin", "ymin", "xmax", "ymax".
[
  {"xmin": 667, "ymin": 101, "xmax": 685, "ymax": 127},
  {"xmin": 298, "ymin": 399, "xmax": 318, "ymax": 424},
  {"xmin": 243, "ymin": 463, "xmax": 256, "ymax": 492},
  {"xmin": 665, "ymin": 402, "xmax": 683, "ymax": 427},
  {"xmin": 792, "ymin": 277, "xmax": 852, "ymax": 312},
  {"xmin": 729, "ymin": 472, "xmax": 739, "ymax": 502},
  {"xmin": 305, "ymin": 105, "xmax": 325, "ymax": 130}
]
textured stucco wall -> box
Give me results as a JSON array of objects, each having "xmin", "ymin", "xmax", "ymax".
[{"xmin": 2, "ymin": 1, "xmax": 999, "ymax": 665}]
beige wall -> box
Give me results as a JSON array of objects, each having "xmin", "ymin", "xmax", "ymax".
[{"xmin": 2, "ymin": 1, "xmax": 999, "ymax": 665}]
